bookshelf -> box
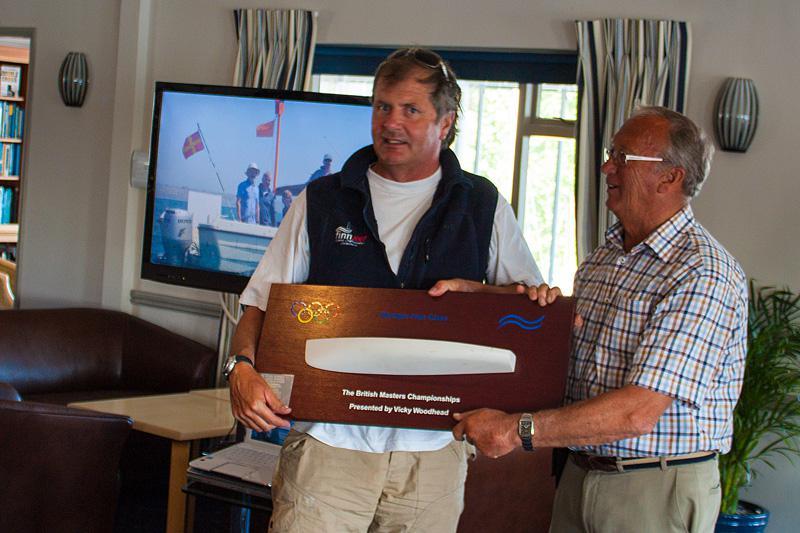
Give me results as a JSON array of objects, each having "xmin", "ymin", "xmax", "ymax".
[{"xmin": 0, "ymin": 43, "xmax": 27, "ymax": 260}]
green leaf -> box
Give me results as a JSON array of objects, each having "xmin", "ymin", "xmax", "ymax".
[{"xmin": 720, "ymin": 281, "xmax": 800, "ymax": 514}]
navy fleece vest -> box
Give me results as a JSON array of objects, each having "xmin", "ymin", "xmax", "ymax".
[{"xmin": 305, "ymin": 146, "xmax": 497, "ymax": 290}]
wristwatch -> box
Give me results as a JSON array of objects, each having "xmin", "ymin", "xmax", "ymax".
[
  {"xmin": 222, "ymin": 354, "xmax": 254, "ymax": 380},
  {"xmin": 518, "ymin": 413, "xmax": 534, "ymax": 451}
]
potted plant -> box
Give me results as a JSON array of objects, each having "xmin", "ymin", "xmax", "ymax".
[{"xmin": 717, "ymin": 282, "xmax": 800, "ymax": 532}]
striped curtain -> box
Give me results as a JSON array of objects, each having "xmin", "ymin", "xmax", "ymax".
[
  {"xmin": 232, "ymin": 9, "xmax": 318, "ymax": 90},
  {"xmin": 575, "ymin": 19, "xmax": 691, "ymax": 260},
  {"xmin": 216, "ymin": 9, "xmax": 317, "ymax": 384}
]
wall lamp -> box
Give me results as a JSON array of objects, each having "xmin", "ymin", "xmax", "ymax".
[
  {"xmin": 58, "ymin": 52, "xmax": 89, "ymax": 107},
  {"xmin": 714, "ymin": 77, "xmax": 758, "ymax": 153}
]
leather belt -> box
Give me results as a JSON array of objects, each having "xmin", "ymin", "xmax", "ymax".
[{"xmin": 570, "ymin": 451, "xmax": 716, "ymax": 473}]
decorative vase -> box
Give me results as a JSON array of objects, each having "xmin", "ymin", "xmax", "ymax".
[
  {"xmin": 714, "ymin": 78, "xmax": 758, "ymax": 153},
  {"xmin": 715, "ymin": 501, "xmax": 769, "ymax": 532},
  {"xmin": 58, "ymin": 52, "xmax": 89, "ymax": 107}
]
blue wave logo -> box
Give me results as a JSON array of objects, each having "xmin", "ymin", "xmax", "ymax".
[{"xmin": 497, "ymin": 314, "xmax": 545, "ymax": 331}]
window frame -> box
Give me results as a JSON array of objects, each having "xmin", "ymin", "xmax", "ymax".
[
  {"xmin": 313, "ymin": 45, "xmax": 577, "ymax": 85},
  {"xmin": 512, "ymin": 84, "xmax": 577, "ymax": 226}
]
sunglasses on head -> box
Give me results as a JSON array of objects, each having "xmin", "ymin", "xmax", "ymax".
[{"xmin": 389, "ymin": 48, "xmax": 450, "ymax": 81}]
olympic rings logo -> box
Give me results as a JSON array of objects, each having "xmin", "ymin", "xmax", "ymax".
[{"xmin": 290, "ymin": 301, "xmax": 341, "ymax": 324}]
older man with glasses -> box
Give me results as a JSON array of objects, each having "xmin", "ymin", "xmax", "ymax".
[
  {"xmin": 453, "ymin": 107, "xmax": 748, "ymax": 533},
  {"xmin": 225, "ymin": 47, "xmax": 550, "ymax": 532}
]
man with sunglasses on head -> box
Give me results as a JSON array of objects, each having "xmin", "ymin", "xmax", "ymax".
[
  {"xmin": 452, "ymin": 107, "xmax": 748, "ymax": 533},
  {"xmin": 225, "ymin": 48, "xmax": 548, "ymax": 532}
]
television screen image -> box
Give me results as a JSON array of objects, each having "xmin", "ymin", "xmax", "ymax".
[{"xmin": 142, "ymin": 82, "xmax": 373, "ymax": 293}]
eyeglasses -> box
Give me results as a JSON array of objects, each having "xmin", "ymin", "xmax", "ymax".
[
  {"xmin": 604, "ymin": 147, "xmax": 664, "ymax": 167},
  {"xmin": 388, "ymin": 48, "xmax": 450, "ymax": 81}
]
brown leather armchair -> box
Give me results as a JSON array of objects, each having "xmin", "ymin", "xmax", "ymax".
[
  {"xmin": 0, "ymin": 399, "xmax": 133, "ymax": 533},
  {"xmin": 0, "ymin": 308, "xmax": 218, "ymax": 531}
]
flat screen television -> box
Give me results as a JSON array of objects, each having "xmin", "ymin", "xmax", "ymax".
[{"xmin": 142, "ymin": 82, "xmax": 373, "ymax": 293}]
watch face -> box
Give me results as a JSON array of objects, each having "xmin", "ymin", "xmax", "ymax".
[
  {"xmin": 224, "ymin": 355, "xmax": 253, "ymax": 378},
  {"xmin": 519, "ymin": 414, "xmax": 532, "ymax": 436}
]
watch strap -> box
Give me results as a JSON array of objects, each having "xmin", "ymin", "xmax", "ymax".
[
  {"xmin": 519, "ymin": 413, "xmax": 534, "ymax": 451},
  {"xmin": 223, "ymin": 354, "xmax": 254, "ymax": 379}
]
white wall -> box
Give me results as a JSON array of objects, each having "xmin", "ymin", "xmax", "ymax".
[
  {"xmin": 6, "ymin": 0, "xmax": 799, "ymax": 528},
  {"xmin": 3, "ymin": 0, "xmax": 120, "ymax": 307}
]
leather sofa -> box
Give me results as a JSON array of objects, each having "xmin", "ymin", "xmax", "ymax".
[
  {"xmin": 0, "ymin": 398, "xmax": 133, "ymax": 533},
  {"xmin": 0, "ymin": 307, "xmax": 217, "ymax": 403},
  {"xmin": 0, "ymin": 307, "xmax": 218, "ymax": 531}
]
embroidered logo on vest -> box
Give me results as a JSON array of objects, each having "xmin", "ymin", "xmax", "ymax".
[{"xmin": 335, "ymin": 223, "xmax": 368, "ymax": 247}]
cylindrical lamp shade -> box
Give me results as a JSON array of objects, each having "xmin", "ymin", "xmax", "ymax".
[
  {"xmin": 714, "ymin": 78, "xmax": 759, "ymax": 152},
  {"xmin": 58, "ymin": 52, "xmax": 89, "ymax": 107}
]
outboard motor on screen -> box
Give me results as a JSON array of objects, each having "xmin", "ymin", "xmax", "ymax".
[{"xmin": 158, "ymin": 208, "xmax": 192, "ymax": 265}]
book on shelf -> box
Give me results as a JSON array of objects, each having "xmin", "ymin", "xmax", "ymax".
[
  {"xmin": 0, "ymin": 143, "xmax": 20, "ymax": 176},
  {"xmin": 0, "ymin": 186, "xmax": 14, "ymax": 224},
  {"xmin": 0, "ymin": 101, "xmax": 24, "ymax": 139},
  {"xmin": 0, "ymin": 65, "xmax": 21, "ymax": 98}
]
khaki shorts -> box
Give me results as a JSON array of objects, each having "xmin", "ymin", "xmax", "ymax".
[{"xmin": 269, "ymin": 431, "xmax": 471, "ymax": 533}]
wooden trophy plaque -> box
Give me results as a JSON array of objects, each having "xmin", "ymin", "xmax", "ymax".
[{"xmin": 256, "ymin": 284, "xmax": 574, "ymax": 430}]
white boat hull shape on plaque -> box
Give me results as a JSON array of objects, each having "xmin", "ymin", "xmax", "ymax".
[{"xmin": 305, "ymin": 337, "xmax": 517, "ymax": 376}]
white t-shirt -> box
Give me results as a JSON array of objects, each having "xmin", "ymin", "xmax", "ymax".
[{"xmin": 240, "ymin": 166, "xmax": 543, "ymax": 452}]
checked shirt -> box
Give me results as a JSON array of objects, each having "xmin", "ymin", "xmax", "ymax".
[{"xmin": 567, "ymin": 206, "xmax": 748, "ymax": 457}]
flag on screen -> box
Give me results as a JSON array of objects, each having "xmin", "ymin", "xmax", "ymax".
[
  {"xmin": 182, "ymin": 130, "xmax": 204, "ymax": 159},
  {"xmin": 256, "ymin": 120, "xmax": 275, "ymax": 137}
]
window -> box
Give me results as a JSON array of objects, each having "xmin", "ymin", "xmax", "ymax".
[
  {"xmin": 455, "ymin": 81, "xmax": 519, "ymax": 202},
  {"xmin": 313, "ymin": 47, "xmax": 578, "ymax": 293},
  {"xmin": 518, "ymin": 84, "xmax": 578, "ymax": 294}
]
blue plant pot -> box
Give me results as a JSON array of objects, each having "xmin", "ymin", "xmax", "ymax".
[{"xmin": 716, "ymin": 501, "xmax": 769, "ymax": 532}]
